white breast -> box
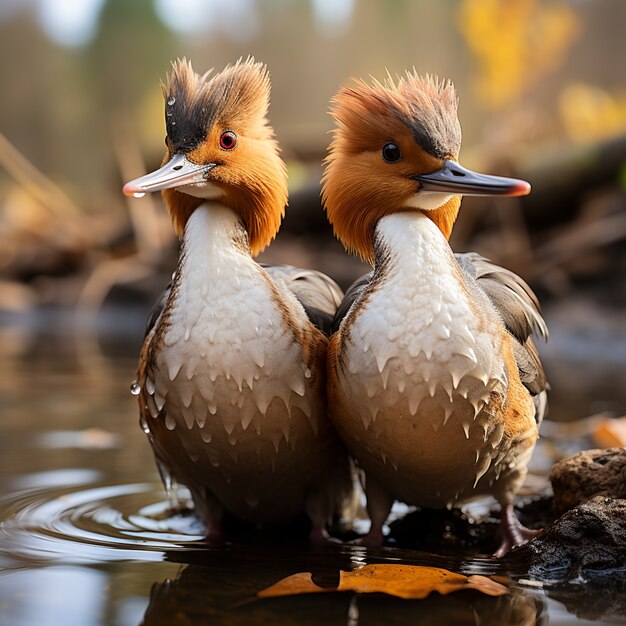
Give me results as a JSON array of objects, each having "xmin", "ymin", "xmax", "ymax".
[
  {"xmin": 156, "ymin": 206, "xmax": 312, "ymax": 433},
  {"xmin": 144, "ymin": 204, "xmax": 325, "ymax": 520},
  {"xmin": 336, "ymin": 212, "xmax": 511, "ymax": 506}
]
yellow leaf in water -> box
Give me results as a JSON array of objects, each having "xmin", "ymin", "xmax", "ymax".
[
  {"xmin": 258, "ymin": 565, "xmax": 508, "ymax": 600},
  {"xmin": 257, "ymin": 572, "xmax": 333, "ymax": 598},
  {"xmin": 338, "ymin": 564, "xmax": 508, "ymax": 599}
]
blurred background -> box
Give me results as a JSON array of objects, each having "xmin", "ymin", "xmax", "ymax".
[{"xmin": 0, "ymin": 0, "xmax": 625, "ymax": 420}]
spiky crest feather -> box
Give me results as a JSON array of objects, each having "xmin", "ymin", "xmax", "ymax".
[
  {"xmin": 322, "ymin": 72, "xmax": 462, "ymax": 263},
  {"xmin": 161, "ymin": 58, "xmax": 287, "ymax": 256}
]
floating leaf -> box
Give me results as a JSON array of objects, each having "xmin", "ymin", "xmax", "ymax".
[
  {"xmin": 338, "ymin": 565, "xmax": 507, "ymax": 599},
  {"xmin": 257, "ymin": 572, "xmax": 334, "ymax": 598},
  {"xmin": 258, "ymin": 564, "xmax": 508, "ymax": 601}
]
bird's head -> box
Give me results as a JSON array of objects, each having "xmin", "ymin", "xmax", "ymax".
[
  {"xmin": 123, "ymin": 58, "xmax": 287, "ymax": 256},
  {"xmin": 322, "ymin": 72, "xmax": 530, "ymax": 263}
]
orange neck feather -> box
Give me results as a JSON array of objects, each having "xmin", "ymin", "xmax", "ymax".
[
  {"xmin": 162, "ymin": 188, "xmax": 203, "ymax": 238},
  {"xmin": 323, "ymin": 154, "xmax": 462, "ymax": 264},
  {"xmin": 222, "ymin": 181, "xmax": 286, "ymax": 257},
  {"xmin": 323, "ymin": 72, "xmax": 464, "ymax": 264},
  {"xmin": 162, "ymin": 185, "xmax": 285, "ymax": 257},
  {"xmin": 424, "ymin": 195, "xmax": 461, "ymax": 241},
  {"xmin": 161, "ymin": 159, "xmax": 287, "ymax": 257}
]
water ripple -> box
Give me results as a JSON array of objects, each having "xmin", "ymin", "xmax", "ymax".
[
  {"xmin": 0, "ymin": 481, "xmax": 206, "ymax": 567},
  {"xmin": 0, "ymin": 480, "xmax": 532, "ymax": 581}
]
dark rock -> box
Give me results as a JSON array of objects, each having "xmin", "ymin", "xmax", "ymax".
[
  {"xmin": 524, "ymin": 496, "xmax": 626, "ymax": 581},
  {"xmin": 551, "ymin": 448, "xmax": 626, "ymax": 517}
]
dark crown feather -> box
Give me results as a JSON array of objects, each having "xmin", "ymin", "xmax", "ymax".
[{"xmin": 162, "ymin": 57, "xmax": 271, "ymax": 153}]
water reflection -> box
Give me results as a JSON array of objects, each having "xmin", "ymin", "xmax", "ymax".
[
  {"xmin": 140, "ymin": 546, "xmax": 546, "ymax": 626},
  {"xmin": 546, "ymin": 584, "xmax": 626, "ymax": 624},
  {"xmin": 0, "ymin": 566, "xmax": 109, "ymax": 626},
  {"xmin": 0, "ymin": 329, "xmax": 624, "ymax": 625}
]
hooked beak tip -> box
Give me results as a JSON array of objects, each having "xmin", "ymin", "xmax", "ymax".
[
  {"xmin": 122, "ymin": 181, "xmax": 146, "ymax": 198},
  {"xmin": 511, "ymin": 180, "xmax": 531, "ymax": 197}
]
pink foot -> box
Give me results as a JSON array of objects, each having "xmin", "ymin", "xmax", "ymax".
[
  {"xmin": 493, "ymin": 504, "xmax": 542, "ymax": 557},
  {"xmin": 356, "ymin": 476, "xmax": 392, "ymax": 548},
  {"xmin": 352, "ymin": 525, "xmax": 385, "ymax": 547}
]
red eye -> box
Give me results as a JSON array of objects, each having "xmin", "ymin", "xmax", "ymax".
[{"xmin": 219, "ymin": 130, "xmax": 237, "ymax": 150}]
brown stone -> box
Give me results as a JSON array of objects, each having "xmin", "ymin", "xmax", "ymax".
[
  {"xmin": 550, "ymin": 448, "xmax": 626, "ymax": 517},
  {"xmin": 525, "ymin": 496, "xmax": 626, "ymax": 581}
]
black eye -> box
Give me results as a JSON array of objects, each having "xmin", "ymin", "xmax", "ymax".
[
  {"xmin": 219, "ymin": 130, "xmax": 237, "ymax": 151},
  {"xmin": 382, "ymin": 142, "xmax": 401, "ymax": 163}
]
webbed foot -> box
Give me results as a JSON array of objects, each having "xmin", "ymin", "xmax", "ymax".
[{"xmin": 493, "ymin": 504, "xmax": 542, "ymax": 557}]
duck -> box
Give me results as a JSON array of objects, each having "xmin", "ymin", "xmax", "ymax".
[
  {"xmin": 322, "ymin": 72, "xmax": 548, "ymax": 555},
  {"xmin": 123, "ymin": 58, "xmax": 352, "ymax": 540}
]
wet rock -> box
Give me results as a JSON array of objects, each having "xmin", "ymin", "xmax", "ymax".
[
  {"xmin": 551, "ymin": 447, "xmax": 626, "ymax": 517},
  {"xmin": 524, "ymin": 496, "xmax": 626, "ymax": 581}
]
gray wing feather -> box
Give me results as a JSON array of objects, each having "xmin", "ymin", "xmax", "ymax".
[
  {"xmin": 455, "ymin": 252, "xmax": 548, "ymax": 343},
  {"xmin": 456, "ymin": 252, "xmax": 549, "ymax": 423},
  {"xmin": 144, "ymin": 282, "xmax": 171, "ymax": 337},
  {"xmin": 263, "ymin": 264, "xmax": 344, "ymax": 337},
  {"xmin": 332, "ymin": 272, "xmax": 373, "ymax": 334}
]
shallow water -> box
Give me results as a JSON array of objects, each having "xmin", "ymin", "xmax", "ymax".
[{"xmin": 0, "ymin": 322, "xmax": 624, "ymax": 626}]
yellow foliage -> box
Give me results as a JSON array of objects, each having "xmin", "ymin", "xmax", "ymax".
[
  {"xmin": 457, "ymin": 0, "xmax": 580, "ymax": 108},
  {"xmin": 560, "ymin": 84, "xmax": 626, "ymax": 142}
]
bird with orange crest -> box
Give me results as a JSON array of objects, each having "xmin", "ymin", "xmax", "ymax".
[
  {"xmin": 124, "ymin": 58, "xmax": 353, "ymax": 541},
  {"xmin": 323, "ymin": 72, "xmax": 548, "ymax": 555}
]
